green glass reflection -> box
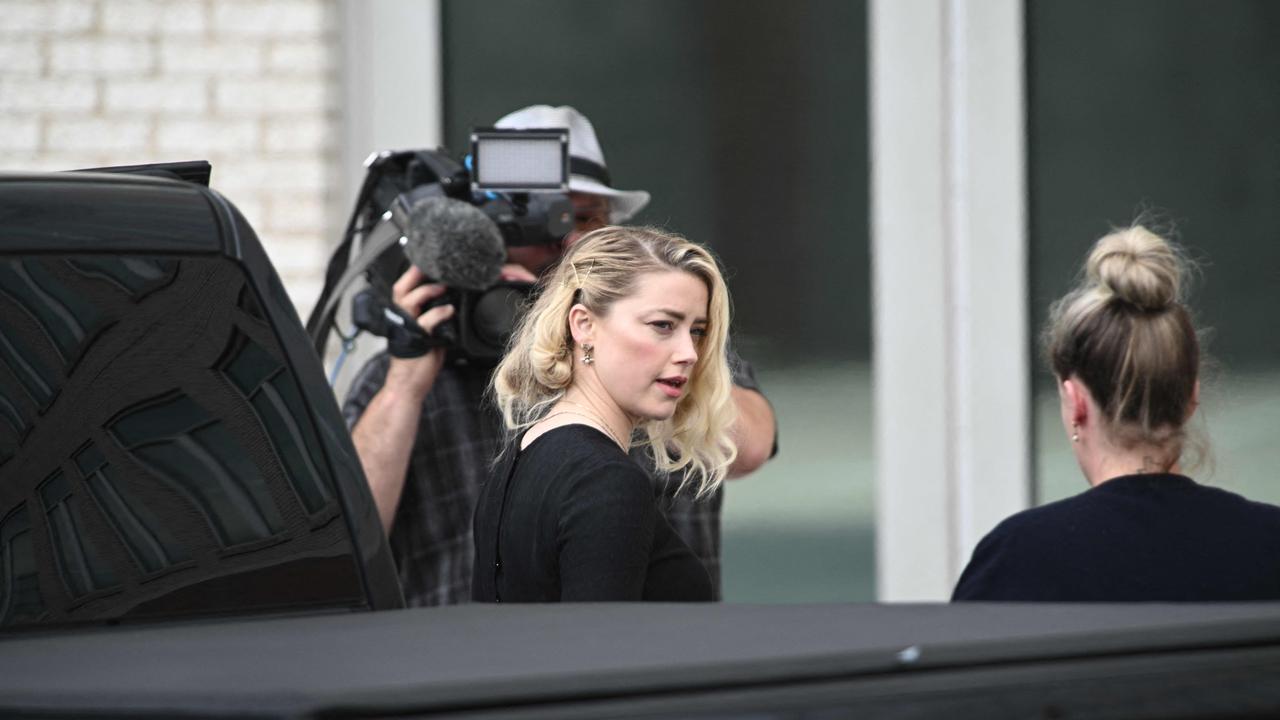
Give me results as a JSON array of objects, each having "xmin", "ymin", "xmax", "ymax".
[
  {"xmin": 1028, "ymin": 0, "xmax": 1280, "ymax": 506},
  {"xmin": 39, "ymin": 471, "xmax": 119, "ymax": 598},
  {"xmin": 77, "ymin": 442, "xmax": 192, "ymax": 575},
  {"xmin": 219, "ymin": 333, "xmax": 335, "ymax": 515},
  {"xmin": 0, "ymin": 506, "xmax": 44, "ymax": 626},
  {"xmin": 110, "ymin": 393, "xmax": 285, "ymax": 548}
]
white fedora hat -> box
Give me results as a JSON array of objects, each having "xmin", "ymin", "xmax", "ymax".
[{"xmin": 494, "ymin": 104, "xmax": 651, "ymax": 223}]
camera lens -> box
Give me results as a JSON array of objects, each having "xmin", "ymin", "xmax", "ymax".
[{"xmin": 472, "ymin": 283, "xmax": 533, "ymax": 350}]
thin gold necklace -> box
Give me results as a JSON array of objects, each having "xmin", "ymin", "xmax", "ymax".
[{"xmin": 549, "ymin": 402, "xmax": 630, "ymax": 450}]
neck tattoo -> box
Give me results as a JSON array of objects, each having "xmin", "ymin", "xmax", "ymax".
[{"xmin": 1136, "ymin": 455, "xmax": 1165, "ymax": 474}]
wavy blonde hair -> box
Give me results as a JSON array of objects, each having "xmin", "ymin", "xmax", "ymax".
[{"xmin": 491, "ymin": 226, "xmax": 737, "ymax": 496}]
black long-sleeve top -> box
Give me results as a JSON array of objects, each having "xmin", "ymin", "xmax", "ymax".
[
  {"xmin": 472, "ymin": 424, "xmax": 713, "ymax": 602},
  {"xmin": 953, "ymin": 473, "xmax": 1280, "ymax": 602}
]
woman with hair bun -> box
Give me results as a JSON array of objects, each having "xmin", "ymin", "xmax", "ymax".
[
  {"xmin": 953, "ymin": 225, "xmax": 1280, "ymax": 602},
  {"xmin": 472, "ymin": 226, "xmax": 736, "ymax": 602}
]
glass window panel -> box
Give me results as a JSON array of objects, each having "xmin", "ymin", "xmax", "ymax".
[
  {"xmin": 0, "ymin": 390, "xmax": 23, "ymax": 437},
  {"xmin": 444, "ymin": 0, "xmax": 872, "ymax": 601},
  {"xmin": 73, "ymin": 442, "xmax": 107, "ymax": 477},
  {"xmin": 120, "ymin": 420, "xmax": 286, "ymax": 548},
  {"xmin": 1028, "ymin": 0, "xmax": 1280, "ymax": 505},
  {"xmin": 10, "ymin": 260, "xmax": 102, "ymax": 363},
  {"xmin": 0, "ymin": 262, "xmax": 82, "ymax": 365},
  {"xmin": 39, "ymin": 471, "xmax": 119, "ymax": 598},
  {"xmin": 0, "ymin": 319, "xmax": 57, "ymax": 410},
  {"xmin": 219, "ymin": 333, "xmax": 335, "ymax": 515},
  {"xmin": 255, "ymin": 377, "xmax": 333, "ymax": 514},
  {"xmin": 110, "ymin": 393, "xmax": 219, "ymax": 447},
  {"xmin": 221, "ymin": 333, "xmax": 279, "ymax": 396},
  {"xmin": 78, "ymin": 442, "xmax": 192, "ymax": 575},
  {"xmin": 65, "ymin": 257, "xmax": 178, "ymax": 301},
  {"xmin": 0, "ymin": 250, "xmax": 369, "ymax": 631},
  {"xmin": 0, "ymin": 506, "xmax": 44, "ymax": 627},
  {"xmin": 237, "ymin": 284, "xmax": 266, "ymax": 321}
]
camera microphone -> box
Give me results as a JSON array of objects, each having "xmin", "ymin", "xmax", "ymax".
[
  {"xmin": 311, "ymin": 141, "xmax": 562, "ymax": 367},
  {"xmin": 390, "ymin": 195, "xmax": 533, "ymax": 363},
  {"xmin": 402, "ymin": 196, "xmax": 506, "ymax": 290}
]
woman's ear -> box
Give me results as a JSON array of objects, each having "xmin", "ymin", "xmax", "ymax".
[
  {"xmin": 1061, "ymin": 377, "xmax": 1089, "ymax": 428},
  {"xmin": 567, "ymin": 303, "xmax": 595, "ymax": 345}
]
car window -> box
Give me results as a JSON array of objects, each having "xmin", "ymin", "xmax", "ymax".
[{"xmin": 0, "ymin": 253, "xmax": 368, "ymax": 632}]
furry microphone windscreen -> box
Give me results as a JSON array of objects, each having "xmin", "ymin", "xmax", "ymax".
[{"xmin": 403, "ymin": 196, "xmax": 506, "ymax": 291}]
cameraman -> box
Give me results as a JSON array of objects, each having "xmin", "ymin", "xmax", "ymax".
[{"xmin": 344, "ymin": 105, "xmax": 776, "ymax": 605}]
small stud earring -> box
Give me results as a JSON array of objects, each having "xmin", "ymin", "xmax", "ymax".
[
  {"xmin": 582, "ymin": 343, "xmax": 594, "ymax": 365},
  {"xmin": 1071, "ymin": 424, "xmax": 1080, "ymax": 443}
]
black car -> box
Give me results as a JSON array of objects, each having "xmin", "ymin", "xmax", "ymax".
[{"xmin": 1, "ymin": 167, "xmax": 1279, "ymax": 719}]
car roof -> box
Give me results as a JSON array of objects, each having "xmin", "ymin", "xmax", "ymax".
[{"xmin": 1, "ymin": 602, "xmax": 1278, "ymax": 718}]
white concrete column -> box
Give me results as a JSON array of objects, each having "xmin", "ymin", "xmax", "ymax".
[
  {"xmin": 339, "ymin": 0, "xmax": 443, "ymax": 211},
  {"xmin": 870, "ymin": 0, "xmax": 1029, "ymax": 601},
  {"xmin": 329, "ymin": 0, "xmax": 443, "ymax": 398}
]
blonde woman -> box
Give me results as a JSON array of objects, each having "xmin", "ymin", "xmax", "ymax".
[
  {"xmin": 472, "ymin": 227, "xmax": 736, "ymax": 602},
  {"xmin": 954, "ymin": 225, "xmax": 1280, "ymax": 601}
]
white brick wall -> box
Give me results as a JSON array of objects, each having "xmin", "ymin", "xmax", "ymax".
[
  {"xmin": 0, "ymin": 118, "xmax": 40, "ymax": 152},
  {"xmin": 105, "ymin": 78, "xmax": 210, "ymax": 113},
  {"xmin": 212, "ymin": 1, "xmax": 328, "ymax": 37},
  {"xmin": 50, "ymin": 39, "xmax": 156, "ymax": 74},
  {"xmin": 157, "ymin": 119, "xmax": 259, "ymax": 155},
  {"xmin": 102, "ymin": 1, "xmax": 206, "ymax": 35},
  {"xmin": 267, "ymin": 40, "xmax": 335, "ymax": 74},
  {"xmin": 0, "ymin": 2, "xmax": 96, "ymax": 34},
  {"xmin": 160, "ymin": 40, "xmax": 264, "ymax": 74},
  {"xmin": 46, "ymin": 118, "xmax": 153, "ymax": 152},
  {"xmin": 0, "ymin": 40, "xmax": 43, "ymax": 74},
  {"xmin": 214, "ymin": 77, "xmax": 333, "ymax": 115},
  {"xmin": 0, "ymin": 0, "xmax": 342, "ymax": 317},
  {"xmin": 0, "ymin": 78, "xmax": 98, "ymax": 113},
  {"xmin": 263, "ymin": 116, "xmax": 331, "ymax": 153}
]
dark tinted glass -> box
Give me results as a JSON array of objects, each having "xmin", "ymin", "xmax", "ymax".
[
  {"xmin": 0, "ymin": 255, "xmax": 365, "ymax": 631},
  {"xmin": 1028, "ymin": 0, "xmax": 1280, "ymax": 504},
  {"xmin": 0, "ymin": 505, "xmax": 43, "ymax": 625}
]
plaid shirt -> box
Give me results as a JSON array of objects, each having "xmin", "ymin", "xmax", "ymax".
[{"xmin": 342, "ymin": 349, "xmax": 767, "ymax": 606}]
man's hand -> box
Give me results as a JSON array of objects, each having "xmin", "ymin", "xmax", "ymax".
[
  {"xmin": 727, "ymin": 386, "xmax": 775, "ymax": 478},
  {"xmin": 385, "ymin": 266, "xmax": 455, "ymax": 399},
  {"xmin": 498, "ymin": 263, "xmax": 539, "ymax": 284}
]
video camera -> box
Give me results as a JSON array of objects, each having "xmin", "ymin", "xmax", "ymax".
[{"xmin": 305, "ymin": 129, "xmax": 574, "ymax": 367}]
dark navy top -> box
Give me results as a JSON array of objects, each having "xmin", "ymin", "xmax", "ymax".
[
  {"xmin": 953, "ymin": 474, "xmax": 1280, "ymax": 602},
  {"xmin": 472, "ymin": 424, "xmax": 713, "ymax": 603}
]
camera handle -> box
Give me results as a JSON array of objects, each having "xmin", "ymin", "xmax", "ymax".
[
  {"xmin": 306, "ymin": 148, "xmax": 467, "ymax": 357},
  {"xmin": 351, "ymin": 288, "xmax": 448, "ymax": 359}
]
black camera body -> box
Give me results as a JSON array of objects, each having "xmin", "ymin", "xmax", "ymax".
[
  {"xmin": 307, "ymin": 130, "xmax": 574, "ymax": 366},
  {"xmin": 347, "ymin": 278, "xmax": 529, "ymax": 364}
]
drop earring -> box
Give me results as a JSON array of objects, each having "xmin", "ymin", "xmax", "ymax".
[
  {"xmin": 1071, "ymin": 424, "xmax": 1080, "ymax": 443},
  {"xmin": 582, "ymin": 343, "xmax": 594, "ymax": 365}
]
